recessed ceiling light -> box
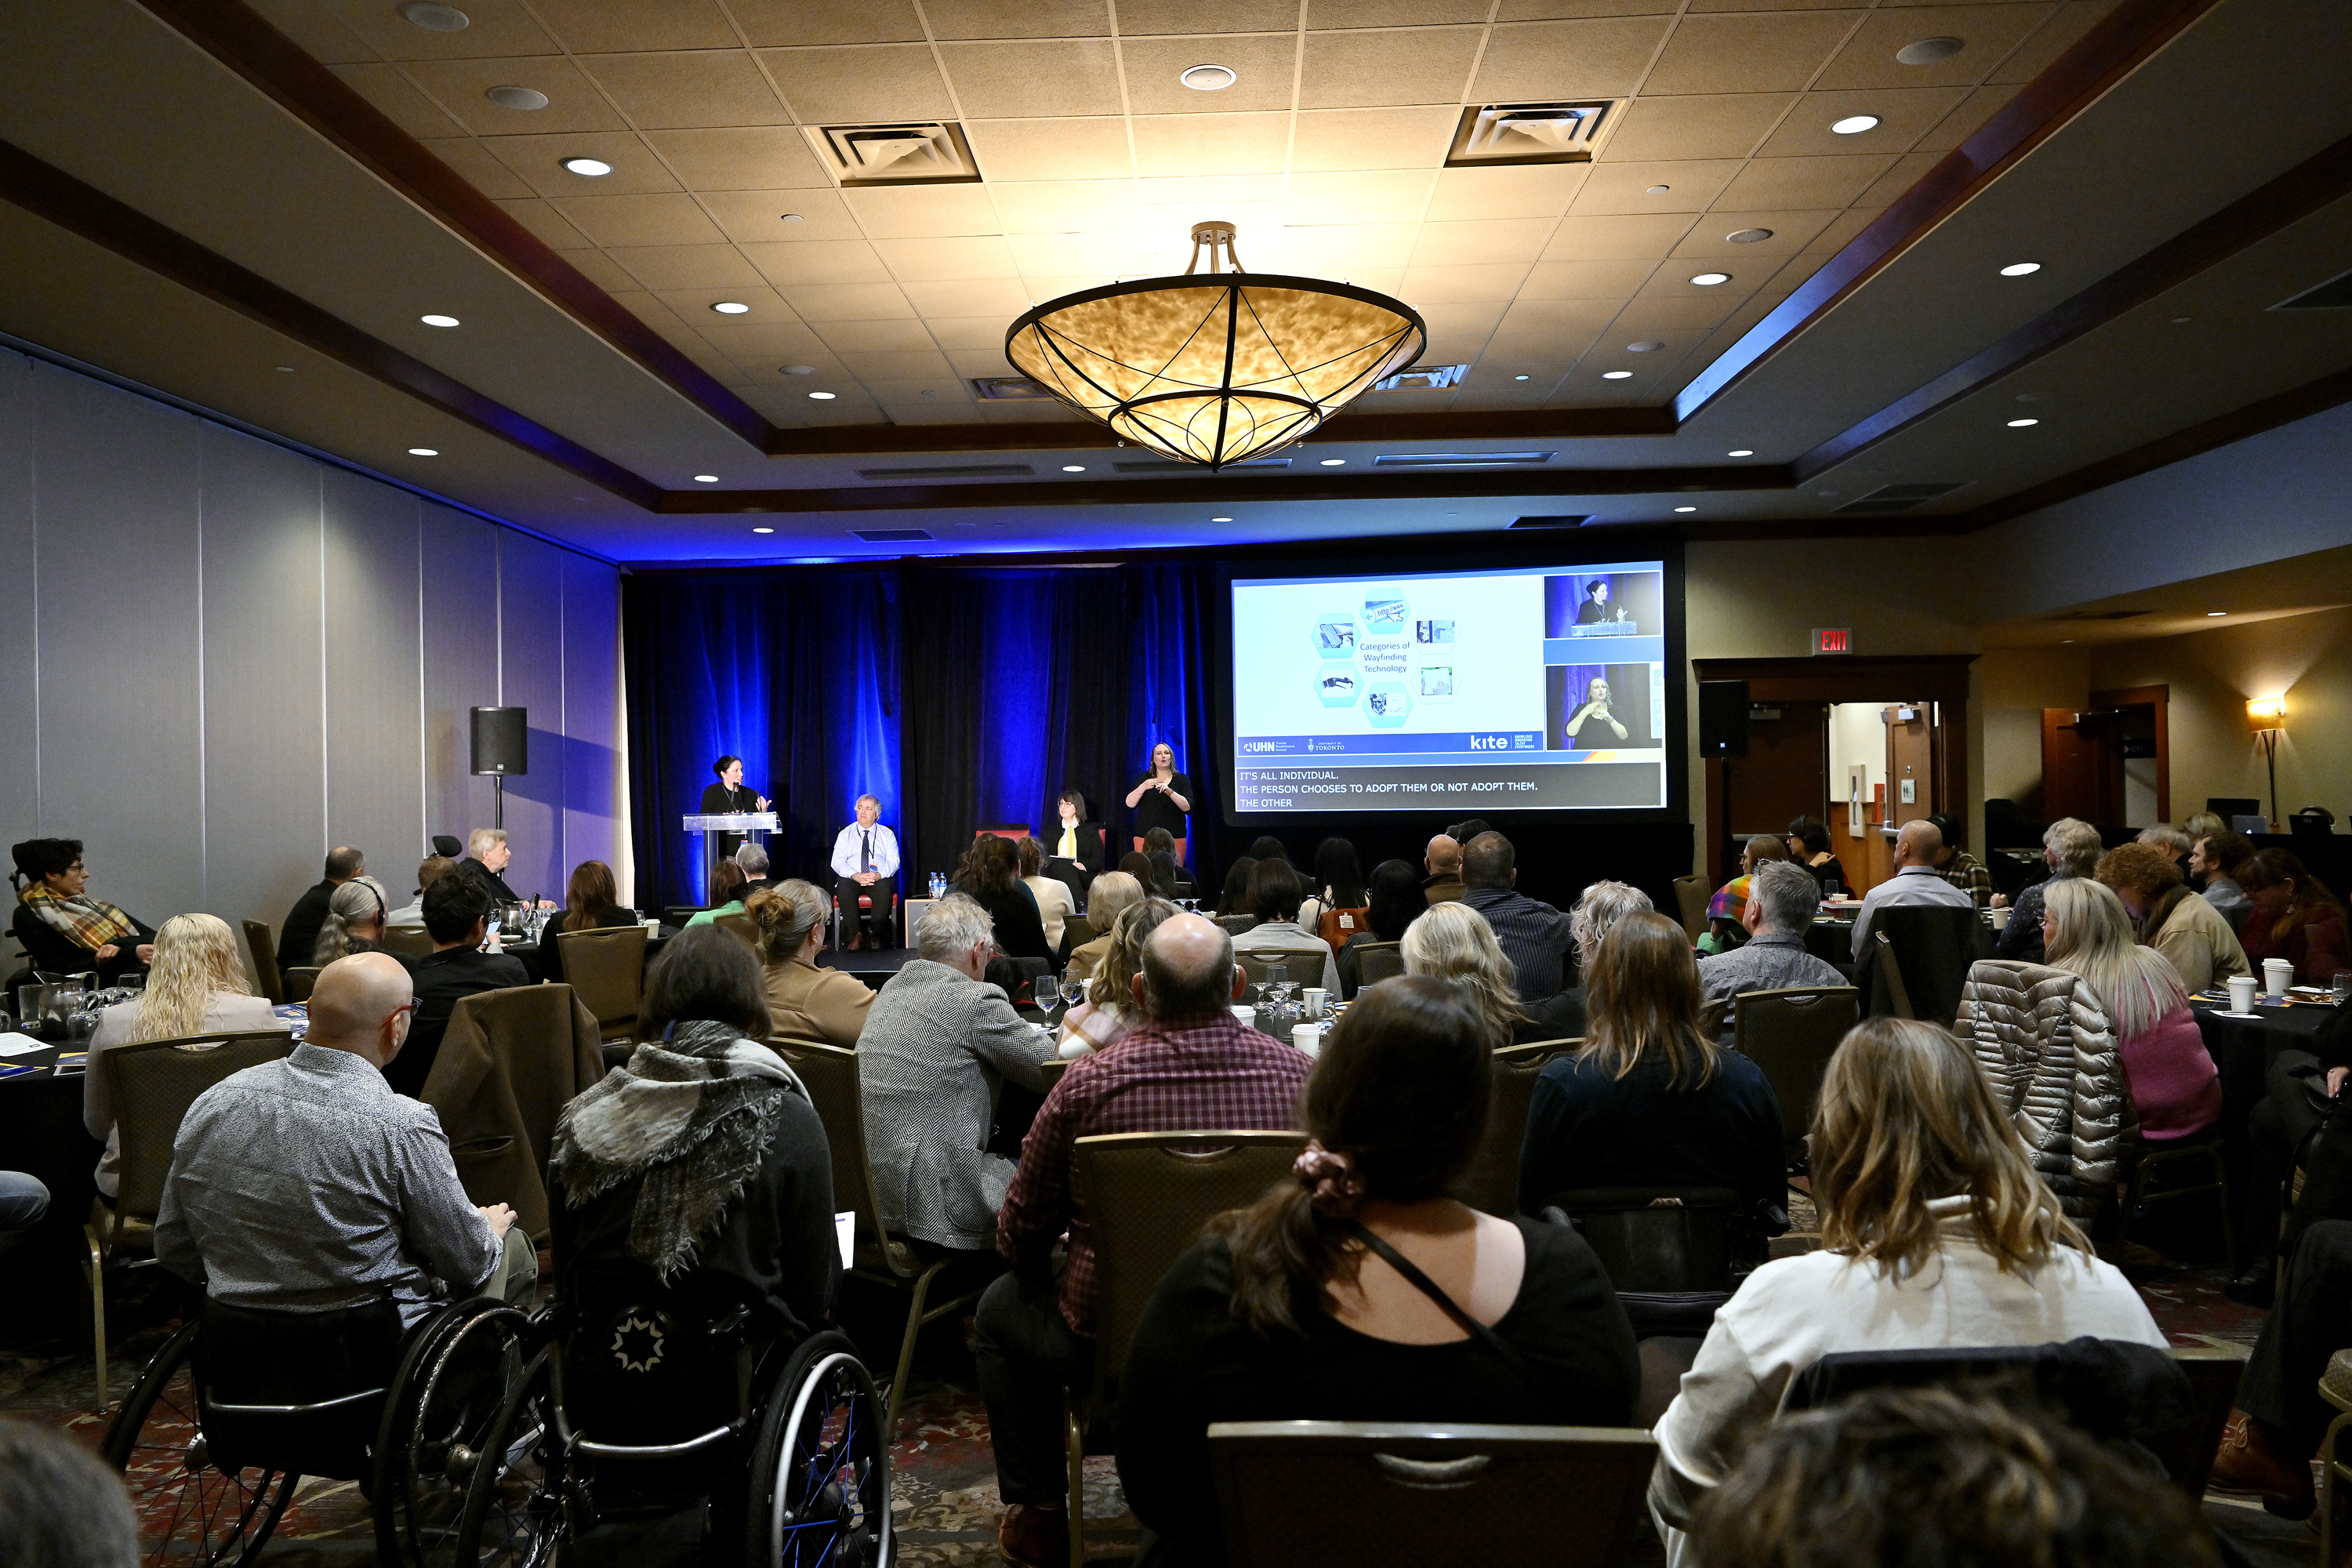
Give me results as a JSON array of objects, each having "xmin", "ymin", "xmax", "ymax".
[
  {"xmin": 1180, "ymin": 64, "xmax": 1236, "ymax": 90},
  {"xmin": 401, "ymin": 2, "xmax": 470, "ymax": 31},
  {"xmin": 781, "ymin": 365, "xmax": 815, "ymax": 376},
  {"xmin": 710, "ymin": 301, "xmax": 750, "ymax": 314},
  {"xmin": 1062, "ymin": 464, "xmax": 1086, "ymax": 472},
  {"xmin": 1690, "ymin": 272, "xmax": 1731, "ymax": 286},
  {"xmin": 1726, "ymin": 227, "xmax": 1773, "ymax": 245},
  {"xmin": 420, "ymin": 314, "xmax": 459, "ymax": 327},
  {"xmin": 561, "ymin": 157, "xmax": 612, "ymax": 176},
  {"xmin": 1514, "ymin": 374, "xmax": 1530, "ymax": 380},
  {"xmin": 809, "ymin": 390, "xmax": 836, "ymax": 400},
  {"xmin": 2007, "ymin": 418, "xmax": 2038, "ymax": 427},
  {"xmin": 752, "ymin": 526, "xmax": 775, "ymax": 534},
  {"xmin": 1728, "ymin": 448, "xmax": 1754, "ymax": 457},
  {"xmin": 1999, "ymin": 261, "xmax": 2042, "ymax": 277},
  {"xmin": 1674, "ymin": 506, "xmax": 1697, "ymax": 513},
  {"xmin": 780, "ymin": 212, "xmax": 804, "ymax": 224},
  {"xmin": 1896, "ymin": 36, "xmax": 1964, "ymax": 64},
  {"xmin": 1602, "ymin": 370, "xmax": 1633, "ymax": 379},
  {"xmin": 1646, "ymin": 184, "xmax": 1671, "ymax": 194},
  {"xmin": 2171, "ymin": 316, "xmax": 2193, "ymax": 324},
  {"xmin": 1319, "ymin": 458, "xmax": 1347, "ymax": 466},
  {"xmin": 484, "ymin": 85, "xmax": 546, "ymax": 111},
  {"xmin": 694, "ymin": 474, "xmax": 719, "ymax": 483},
  {"xmin": 1627, "ymin": 340, "xmax": 1664, "ymax": 353},
  {"xmin": 2015, "ymin": 392, "xmax": 2043, "ymax": 402},
  {"xmin": 2207, "ymin": 611, "xmax": 2227, "ymax": 616},
  {"xmin": 1210, "ymin": 516, "xmax": 1233, "ymax": 522},
  {"xmin": 274, "ymin": 365, "xmax": 293, "ymax": 372},
  {"xmin": 1831, "ymin": 114, "xmax": 1882, "ymax": 135},
  {"xmin": 408, "ymin": 447, "xmax": 439, "ymax": 456}
]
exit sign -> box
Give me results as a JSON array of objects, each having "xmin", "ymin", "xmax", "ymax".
[{"xmin": 1813, "ymin": 627, "xmax": 1853, "ymax": 655}]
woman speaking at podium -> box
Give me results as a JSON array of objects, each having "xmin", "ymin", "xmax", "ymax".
[{"xmin": 700, "ymin": 754, "xmax": 768, "ymax": 862}]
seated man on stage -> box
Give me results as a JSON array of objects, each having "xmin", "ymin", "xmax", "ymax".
[{"xmin": 830, "ymin": 793, "xmax": 901, "ymax": 951}]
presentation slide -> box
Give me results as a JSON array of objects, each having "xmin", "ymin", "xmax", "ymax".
[{"xmin": 1230, "ymin": 561, "xmax": 1669, "ymax": 815}]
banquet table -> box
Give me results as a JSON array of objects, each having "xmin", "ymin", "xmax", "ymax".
[{"xmin": 2195, "ymin": 993, "xmax": 2344, "ymax": 1192}]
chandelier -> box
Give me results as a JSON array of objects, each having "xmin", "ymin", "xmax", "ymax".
[{"xmin": 1004, "ymin": 222, "xmax": 1425, "ymax": 470}]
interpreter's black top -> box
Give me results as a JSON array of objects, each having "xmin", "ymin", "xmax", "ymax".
[{"xmin": 1131, "ymin": 772, "xmax": 1192, "ymax": 839}]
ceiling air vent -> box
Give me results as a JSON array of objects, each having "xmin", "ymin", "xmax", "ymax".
[
  {"xmin": 1374, "ymin": 452, "xmax": 1554, "ymax": 469},
  {"xmin": 1831, "ymin": 481, "xmax": 1968, "ymax": 515},
  {"xmin": 857, "ymin": 463, "xmax": 1033, "ymax": 481},
  {"xmin": 1371, "ymin": 364, "xmax": 1466, "ymax": 392},
  {"xmin": 1446, "ymin": 101, "xmax": 1616, "ymax": 167},
  {"xmin": 972, "ymin": 376, "xmax": 1055, "ymax": 401},
  {"xmin": 806, "ymin": 122, "xmax": 981, "ymax": 187},
  {"xmin": 852, "ymin": 528, "xmax": 935, "ymax": 543},
  {"xmin": 2272, "ymin": 267, "xmax": 2352, "ymax": 310},
  {"xmin": 1510, "ymin": 515, "xmax": 1592, "ymax": 528}
]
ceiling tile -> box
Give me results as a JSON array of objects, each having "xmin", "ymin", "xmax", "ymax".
[
  {"xmin": 1423, "ymin": 165, "xmax": 1591, "ymax": 223},
  {"xmin": 1712, "ymin": 153, "xmax": 1896, "ymax": 209},
  {"xmin": 899, "ymin": 277, "xmax": 1036, "ymax": 317},
  {"xmin": 1309, "ymin": 0, "xmax": 1490, "ymax": 23},
  {"xmin": 328, "ymin": 64, "xmax": 467, "ymax": 139},
  {"xmin": 482, "ymin": 131, "xmax": 682, "ymax": 196},
  {"xmin": 962, "ymin": 118, "xmax": 1135, "ymax": 182},
  {"xmin": 1120, "ymin": 34, "xmax": 1299, "ymax": 114},
  {"xmin": 651, "ymin": 283, "xmax": 795, "ymax": 321},
  {"xmin": 577, "ymin": 50, "xmax": 790, "ymax": 129},
  {"xmin": 1131, "ymin": 114, "xmax": 1292, "ymax": 177},
  {"xmin": 1491, "ymin": 297, "xmax": 1615, "ymax": 351},
  {"xmin": 1471, "ymin": 19, "xmax": 1675, "ymax": 101},
  {"xmin": 1571, "ymin": 158, "xmax": 1743, "ymax": 214},
  {"xmin": 1915, "ymin": 83, "xmax": 2016, "ymax": 152},
  {"xmin": 609, "ymin": 289, "xmax": 685, "ymax": 329},
  {"xmin": 1596, "ymin": 94, "xmax": 1795, "ymax": 162},
  {"xmin": 782, "ymin": 282, "xmax": 919, "ymax": 319},
  {"xmin": 947, "ymin": 345, "xmax": 1021, "ymax": 376},
  {"xmin": 938, "ymin": 40, "xmax": 1125, "ymax": 118},
  {"xmin": 1582, "ymin": 323, "xmax": 1711, "ymax": 358},
  {"xmin": 1460, "ymin": 357, "xmax": 1576, "ymax": 385},
  {"xmin": 1399, "ymin": 263, "xmax": 1534, "ymax": 303},
  {"xmin": 840, "ymin": 350, "xmax": 957, "ymax": 379},
  {"xmin": 1134, "ymin": 199, "xmax": 1283, "ymax": 248},
  {"xmin": 1636, "ymin": 257, "xmax": 1788, "ymax": 298},
  {"xmin": 429, "ymin": 136, "xmax": 538, "ymax": 199},
  {"xmin": 1643, "ymin": 13, "xmax": 1866, "ymax": 96},
  {"xmin": 1519, "ymin": 257, "xmax": 1660, "ymax": 297},
  {"xmin": 1290, "ymin": 107, "xmax": 1460, "ymax": 172},
  {"xmin": 739, "ymin": 239, "xmax": 895, "ymax": 285},
  {"xmin": 1497, "ymin": 0, "xmax": 1675, "ymax": 15},
  {"xmin": 1417, "ymin": 299, "xmax": 1509, "ymax": 340},
  {"xmin": 1613, "ymin": 292, "xmax": 1742, "ymax": 328},
  {"xmin": 704, "ymin": 321, "xmax": 836, "ymax": 361},
  {"xmin": 609, "ymin": 243, "xmax": 773, "ymax": 289},
  {"xmin": 1137, "ymin": 172, "xmax": 1288, "ymax": 207},
  {"xmin": 1813, "ymin": 5, "xmax": 2055, "ymax": 91},
  {"xmin": 797, "ymin": 394, "xmax": 885, "ymax": 423},
  {"xmin": 245, "ymin": 0, "xmax": 375, "ymax": 63},
  {"xmin": 314, "ymin": 0, "xmax": 557, "ymax": 60},
  {"xmin": 1300, "ymin": 27, "xmax": 1484, "ymax": 109},
  {"xmin": 924, "ymin": 0, "xmax": 1111, "ymax": 39},
  {"xmin": 1671, "ymin": 209, "xmax": 1836, "ymax": 256},
  {"xmin": 1287, "ymin": 171, "xmax": 1437, "ymax": 226},
  {"xmin": 724, "ymin": 0, "xmax": 926, "ymax": 46},
  {"xmin": 492, "ymin": 197, "xmax": 594, "ymax": 249},
  {"xmin": 927, "ymin": 318, "xmax": 1021, "ymax": 350},
  {"xmin": 701, "ymin": 189, "xmax": 865, "ymax": 241},
  {"xmin": 644, "ymin": 127, "xmax": 831, "ymax": 189},
  {"xmin": 1849, "ymin": 151, "xmax": 1943, "ymax": 212},
  {"xmin": 1755, "ymin": 88, "xmax": 1967, "ymax": 159},
  {"xmin": 990, "ymin": 180, "xmax": 1144, "ymax": 234},
  {"xmin": 397, "ymin": 56, "xmax": 630, "ymax": 135},
  {"xmin": 548, "ymin": 192, "xmax": 729, "ymax": 245},
  {"xmin": 1798, "ymin": 207, "xmax": 1875, "ymax": 255},
  {"xmin": 558, "ymin": 248, "xmax": 643, "ymax": 291},
  {"xmin": 1410, "ymin": 218, "xmax": 1558, "ymax": 267},
  {"xmin": 1117, "ymin": 0, "xmax": 1299, "ymax": 34},
  {"xmin": 757, "ymin": 45, "xmax": 954, "ymax": 123},
  {"xmin": 839, "ymin": 185, "xmax": 1006, "ymax": 238},
  {"xmin": 814, "ymin": 319, "xmax": 940, "ymax": 351},
  {"xmin": 1256, "ymin": 223, "xmax": 1421, "ymax": 271},
  {"xmin": 1988, "ymin": 0, "xmax": 2118, "ymax": 84},
  {"xmin": 1542, "ymin": 212, "xmax": 1697, "ymax": 259},
  {"xmin": 870, "ymin": 235, "xmax": 1024, "ymax": 279},
  {"xmin": 1004, "ymin": 230, "xmax": 1158, "ymax": 275},
  {"xmin": 529, "ymin": 0, "xmax": 739, "ymax": 51}
]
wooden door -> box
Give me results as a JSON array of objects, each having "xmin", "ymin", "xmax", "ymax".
[
  {"xmin": 2042, "ymin": 708, "xmax": 2123, "ymax": 825},
  {"xmin": 1715, "ymin": 702, "xmax": 1829, "ymax": 882},
  {"xmin": 1886, "ymin": 704, "xmax": 1936, "ymax": 828}
]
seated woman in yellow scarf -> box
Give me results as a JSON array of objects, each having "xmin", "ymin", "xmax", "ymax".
[{"xmin": 11, "ymin": 837, "xmax": 153, "ymax": 985}]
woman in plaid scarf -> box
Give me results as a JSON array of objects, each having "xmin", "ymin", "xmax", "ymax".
[{"xmin": 11, "ymin": 838, "xmax": 153, "ymax": 983}]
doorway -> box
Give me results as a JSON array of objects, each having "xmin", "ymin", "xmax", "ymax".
[{"xmin": 2041, "ymin": 684, "xmax": 2169, "ymax": 828}]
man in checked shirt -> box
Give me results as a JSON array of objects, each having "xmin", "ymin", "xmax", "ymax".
[{"xmin": 977, "ymin": 913, "xmax": 1310, "ymax": 1568}]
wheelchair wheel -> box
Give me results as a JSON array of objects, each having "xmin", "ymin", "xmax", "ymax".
[
  {"xmin": 450, "ymin": 1345, "xmax": 567, "ymax": 1566},
  {"xmin": 747, "ymin": 1331, "xmax": 891, "ymax": 1568},
  {"xmin": 375, "ymin": 1301, "xmax": 532, "ymax": 1568},
  {"xmin": 101, "ymin": 1319, "xmax": 297, "ymax": 1567}
]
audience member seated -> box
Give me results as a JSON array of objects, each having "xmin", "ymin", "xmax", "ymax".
[
  {"xmin": 1229, "ymin": 858, "xmax": 1341, "ymax": 994},
  {"xmin": 1403, "ymin": 900, "xmax": 1582, "ymax": 1044},
  {"xmin": 550, "ymin": 925, "xmax": 837, "ymax": 1354},
  {"xmin": 0, "ymin": 1173, "xmax": 49, "ymax": 1241},
  {"xmin": 1338, "ymin": 858, "xmax": 1425, "ymax": 998},
  {"xmin": 1925, "ymin": 811, "xmax": 1993, "ymax": 909},
  {"xmin": 1518, "ymin": 912, "xmax": 1785, "ymax": 1226},
  {"xmin": 1460, "ymin": 832, "xmax": 1574, "ymax": 1001},
  {"xmin": 0, "ymin": 1414, "xmax": 143, "ymax": 1568},
  {"xmin": 685, "ymin": 859, "xmax": 750, "ymax": 927},
  {"xmin": 1064, "ymin": 872, "xmax": 1143, "ymax": 987},
  {"xmin": 87, "ymin": 913, "xmax": 289, "ymax": 1201},
  {"xmin": 1056, "ymin": 898, "xmax": 1178, "ymax": 1058},
  {"xmin": 310, "ymin": 877, "xmax": 408, "ymax": 968},
  {"xmin": 1214, "ymin": 855, "xmax": 1259, "ymax": 919},
  {"xmin": 1017, "ymin": 835, "xmax": 1076, "ymax": 950},
  {"xmin": 2237, "ymin": 847, "xmax": 2350, "ymax": 985},
  {"xmin": 2043, "ymin": 879, "xmax": 2220, "ymax": 1142},
  {"xmin": 2192, "ymin": 830, "xmax": 2256, "ymax": 931},
  {"xmin": 1648, "ymin": 1016, "xmax": 2166, "ymax": 1545},
  {"xmin": 1047, "ymin": 789, "xmax": 1103, "ymax": 870},
  {"xmin": 860, "ymin": 895, "xmax": 1060, "ymax": 1251},
  {"xmin": 1146, "ymin": 849, "xmax": 1184, "ymax": 903},
  {"xmin": 2094, "ymin": 841, "xmax": 2249, "ymax": 993},
  {"xmin": 9, "ymin": 837, "xmax": 154, "ymax": 984},
  {"xmin": 1116, "ymin": 977, "xmax": 1639, "ymax": 1568},
  {"xmin": 278, "ymin": 845, "xmax": 366, "ymax": 977},
  {"xmin": 1784, "ymin": 816, "xmax": 1848, "ymax": 894},
  {"xmin": 1246, "ymin": 835, "xmax": 1289, "ymax": 865},
  {"xmin": 1421, "ymin": 834, "xmax": 1465, "ymax": 904},
  {"xmin": 157, "ymin": 953, "xmax": 537, "ymax": 1323},
  {"xmin": 1697, "ymin": 860, "xmax": 1846, "ymax": 1041},
  {"xmin": 1446, "ymin": 818, "xmax": 1493, "ymax": 847},
  {"xmin": 386, "ymin": 853, "xmax": 456, "ymax": 927},
  {"xmin": 1297, "ymin": 836, "xmax": 1367, "ymax": 931},
  {"xmin": 1851, "ymin": 819, "xmax": 1974, "ymax": 960},
  {"xmin": 1993, "ymin": 816, "xmax": 2103, "ymax": 964},
  {"xmin": 748, "ymin": 880, "xmax": 872, "ymax": 1049},
  {"xmin": 1700, "ymin": 834, "xmax": 1790, "ymax": 954},
  {"xmin": 2212, "ymin": 1216, "xmax": 2352, "ymax": 1517},
  {"xmin": 2233, "ymin": 1004, "xmax": 2352, "ymax": 1306},
  {"xmin": 1142, "ymin": 826, "xmax": 1196, "ymax": 894},
  {"xmin": 539, "ymin": 858, "xmax": 633, "ymax": 985},
  {"xmin": 964, "ymin": 836, "xmax": 1054, "ymax": 964},
  {"xmin": 1690, "ymin": 1385, "xmax": 2217, "ymax": 1568},
  {"xmin": 397, "ymin": 875, "xmax": 530, "ymax": 1098},
  {"xmin": 2138, "ymin": 822, "xmax": 2194, "ymax": 879},
  {"xmin": 1116, "ymin": 849, "xmax": 1156, "ymax": 891},
  {"xmin": 978, "ymin": 913, "xmax": 1313, "ymax": 1567},
  {"xmin": 457, "ymin": 826, "xmax": 546, "ymax": 909},
  {"xmin": 1566, "ymin": 879, "xmax": 1652, "ymax": 1004},
  {"xmin": 832, "ymin": 794, "xmax": 900, "ymax": 952}
]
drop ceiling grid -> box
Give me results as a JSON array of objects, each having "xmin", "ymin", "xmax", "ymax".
[{"xmin": 273, "ymin": 0, "xmax": 2101, "ymax": 441}]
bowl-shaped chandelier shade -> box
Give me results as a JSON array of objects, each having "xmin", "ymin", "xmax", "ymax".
[{"xmin": 1005, "ymin": 226, "xmax": 1424, "ymax": 469}]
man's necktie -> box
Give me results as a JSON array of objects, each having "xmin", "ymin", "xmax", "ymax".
[{"xmin": 861, "ymin": 831, "xmax": 873, "ymax": 873}]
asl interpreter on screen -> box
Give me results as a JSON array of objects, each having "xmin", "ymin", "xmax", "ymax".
[
  {"xmin": 829, "ymin": 794, "xmax": 900, "ymax": 951},
  {"xmin": 1125, "ymin": 742, "xmax": 1192, "ymax": 858},
  {"xmin": 1573, "ymin": 578, "xmax": 1628, "ymax": 625},
  {"xmin": 1566, "ymin": 677, "xmax": 1630, "ymax": 750}
]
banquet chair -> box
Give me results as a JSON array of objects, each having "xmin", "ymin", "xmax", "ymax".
[
  {"xmin": 243, "ymin": 919, "xmax": 285, "ymax": 1004},
  {"xmin": 1214, "ymin": 913, "xmax": 1258, "ymax": 936},
  {"xmin": 715, "ymin": 911, "xmax": 758, "ymax": 950},
  {"xmin": 1734, "ymin": 985, "xmax": 1860, "ymax": 1171},
  {"xmin": 2116, "ymin": 1127, "xmax": 2237, "ymax": 1275},
  {"xmin": 1673, "ymin": 877, "xmax": 1709, "ymax": 942},
  {"xmin": 1459, "ymin": 1040, "xmax": 1579, "ymax": 1218},
  {"xmin": 422, "ymin": 985, "xmax": 603, "ymax": 1243},
  {"xmin": 281, "ymin": 965, "xmax": 321, "ymax": 1004},
  {"xmin": 557, "ymin": 924, "xmax": 648, "ymax": 1044},
  {"xmin": 380, "ymin": 924, "xmax": 434, "ymax": 960},
  {"xmin": 1352, "ymin": 942, "xmax": 1404, "ymax": 987},
  {"xmin": 1865, "ymin": 906, "xmax": 1978, "ymax": 1028}
]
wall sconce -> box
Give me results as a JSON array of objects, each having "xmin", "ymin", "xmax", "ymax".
[{"xmin": 2246, "ymin": 695, "xmax": 2288, "ymax": 829}]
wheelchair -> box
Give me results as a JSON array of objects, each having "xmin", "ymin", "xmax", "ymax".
[
  {"xmin": 100, "ymin": 1291, "xmax": 532, "ymax": 1567},
  {"xmin": 448, "ymin": 1271, "xmax": 891, "ymax": 1566}
]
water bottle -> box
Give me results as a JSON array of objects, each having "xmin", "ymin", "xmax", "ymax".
[{"xmin": 929, "ymin": 871, "xmax": 947, "ymax": 899}]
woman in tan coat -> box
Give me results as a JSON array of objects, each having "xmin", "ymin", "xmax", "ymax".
[{"xmin": 749, "ymin": 880, "xmax": 874, "ymax": 1049}]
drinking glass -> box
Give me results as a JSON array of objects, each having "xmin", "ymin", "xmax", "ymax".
[
  {"xmin": 1033, "ymin": 975, "xmax": 1061, "ymax": 1014},
  {"xmin": 2334, "ymin": 971, "xmax": 2352, "ymax": 1005}
]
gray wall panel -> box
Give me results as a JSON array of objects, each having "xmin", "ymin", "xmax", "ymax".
[
  {"xmin": 34, "ymin": 369, "xmax": 205, "ymax": 927},
  {"xmin": 420, "ymin": 502, "xmax": 503, "ymax": 852},
  {"xmin": 497, "ymin": 532, "xmax": 567, "ymax": 901},
  {"xmin": 198, "ymin": 424, "xmax": 327, "ymax": 940},
  {"xmin": 0, "ymin": 356, "xmax": 37, "ymax": 846},
  {"xmin": 323, "ymin": 468, "xmax": 425, "ymax": 885},
  {"xmin": 561, "ymin": 553, "xmax": 622, "ymax": 902}
]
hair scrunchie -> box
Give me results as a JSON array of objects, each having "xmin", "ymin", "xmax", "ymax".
[{"xmin": 1294, "ymin": 1139, "xmax": 1366, "ymax": 1216}]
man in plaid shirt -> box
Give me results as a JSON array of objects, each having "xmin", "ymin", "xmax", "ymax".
[
  {"xmin": 1926, "ymin": 811, "xmax": 1994, "ymax": 909},
  {"xmin": 978, "ymin": 912, "xmax": 1309, "ymax": 1567}
]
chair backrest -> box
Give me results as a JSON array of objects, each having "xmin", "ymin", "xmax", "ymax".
[
  {"xmin": 1353, "ymin": 942, "xmax": 1404, "ymax": 987},
  {"xmin": 714, "ymin": 912, "xmax": 758, "ymax": 950},
  {"xmin": 1077, "ymin": 1131, "xmax": 1309, "ymax": 1397},
  {"xmin": 112, "ymin": 1030, "xmax": 299, "ymax": 1218},
  {"xmin": 1734, "ymin": 985, "xmax": 1860, "ymax": 1157},
  {"xmin": 1871, "ymin": 929, "xmax": 1915, "ymax": 1018},
  {"xmin": 1209, "ymin": 1420, "xmax": 1658, "ymax": 1568},
  {"xmin": 558, "ymin": 924, "xmax": 648, "ymax": 1029},
  {"xmin": 1546, "ymin": 1187, "xmax": 1741, "ymax": 1295},
  {"xmin": 768, "ymin": 1040, "xmax": 906, "ymax": 1279},
  {"xmin": 440, "ymin": 985, "xmax": 601, "ymax": 1174},
  {"xmin": 1870, "ymin": 905, "xmax": 1979, "ymax": 1027},
  {"xmin": 1315, "ymin": 906, "xmax": 1371, "ymax": 953},
  {"xmin": 1672, "ymin": 876, "xmax": 1709, "ymax": 941},
  {"xmin": 1063, "ymin": 915, "xmax": 1098, "ymax": 949},
  {"xmin": 1459, "ymin": 1043, "xmax": 1576, "ymax": 1217},
  {"xmin": 281, "ymin": 965, "xmax": 321, "ymax": 1004},
  {"xmin": 243, "ymin": 919, "xmax": 284, "ymax": 1004},
  {"xmin": 380, "ymin": 924, "xmax": 435, "ymax": 960},
  {"xmin": 1214, "ymin": 913, "xmax": 1258, "ymax": 936}
]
